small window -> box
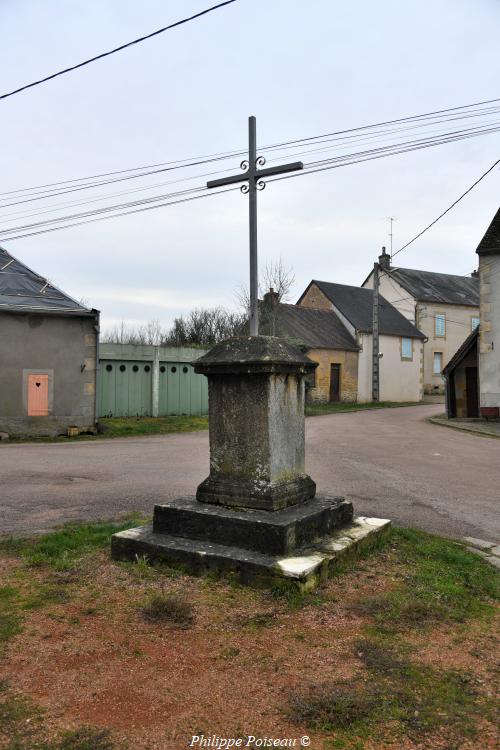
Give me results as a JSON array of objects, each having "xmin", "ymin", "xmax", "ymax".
[
  {"xmin": 183, "ymin": 366, "xmax": 188, "ymax": 373},
  {"xmin": 132, "ymin": 365, "xmax": 139, "ymax": 372},
  {"xmin": 105, "ymin": 364, "xmax": 113, "ymax": 372},
  {"xmin": 160, "ymin": 366, "xmax": 166, "ymax": 373},
  {"xmin": 144, "ymin": 365, "xmax": 150, "ymax": 372},
  {"xmin": 435, "ymin": 314, "xmax": 445, "ymax": 337},
  {"xmin": 471, "ymin": 317, "xmax": 480, "ymax": 331},
  {"xmin": 171, "ymin": 366, "xmax": 177, "ymax": 373},
  {"xmin": 119, "ymin": 364, "xmax": 126, "ymax": 372},
  {"xmin": 433, "ymin": 352, "xmax": 443, "ymax": 375},
  {"xmin": 401, "ymin": 337, "xmax": 412, "ymax": 360}
]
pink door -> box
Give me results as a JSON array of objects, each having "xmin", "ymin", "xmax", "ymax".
[{"xmin": 28, "ymin": 374, "xmax": 49, "ymax": 416}]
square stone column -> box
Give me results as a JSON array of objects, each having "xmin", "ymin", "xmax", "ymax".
[{"xmin": 194, "ymin": 336, "xmax": 317, "ymax": 511}]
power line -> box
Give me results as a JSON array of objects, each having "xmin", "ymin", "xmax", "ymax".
[
  {"xmin": 3, "ymin": 122, "xmax": 498, "ymax": 238},
  {"xmin": 0, "ymin": 186, "xmax": 239, "ymax": 242},
  {"xmin": 3, "ymin": 123, "xmax": 499, "ymax": 242},
  {"xmin": 392, "ymin": 158, "xmax": 500, "ymax": 258},
  {"xmin": 2, "ymin": 97, "xmax": 499, "ymax": 199},
  {"xmin": 0, "ymin": 1, "xmax": 238, "ymax": 101}
]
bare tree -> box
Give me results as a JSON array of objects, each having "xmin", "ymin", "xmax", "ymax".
[
  {"xmin": 235, "ymin": 257, "xmax": 295, "ymax": 313},
  {"xmin": 164, "ymin": 307, "xmax": 245, "ymax": 346},
  {"xmin": 101, "ymin": 319, "xmax": 168, "ymax": 345}
]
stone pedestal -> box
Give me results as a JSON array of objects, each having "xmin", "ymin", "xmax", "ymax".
[
  {"xmin": 112, "ymin": 337, "xmax": 390, "ymax": 589},
  {"xmin": 195, "ymin": 337, "xmax": 316, "ymax": 510}
]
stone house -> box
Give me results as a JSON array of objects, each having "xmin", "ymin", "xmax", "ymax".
[
  {"xmin": 260, "ymin": 293, "xmax": 359, "ymax": 403},
  {"xmin": 0, "ymin": 246, "xmax": 99, "ymax": 438},
  {"xmin": 476, "ymin": 206, "xmax": 500, "ymax": 416},
  {"xmin": 297, "ymin": 280, "xmax": 425, "ymax": 402},
  {"xmin": 362, "ymin": 250, "xmax": 479, "ymax": 394}
]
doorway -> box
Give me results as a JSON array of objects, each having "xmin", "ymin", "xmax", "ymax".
[
  {"xmin": 465, "ymin": 366, "xmax": 479, "ymax": 417},
  {"xmin": 27, "ymin": 374, "xmax": 49, "ymax": 416},
  {"xmin": 329, "ymin": 363, "xmax": 341, "ymax": 402}
]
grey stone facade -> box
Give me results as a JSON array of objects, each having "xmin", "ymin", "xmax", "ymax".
[{"xmin": 0, "ymin": 311, "xmax": 98, "ymax": 438}]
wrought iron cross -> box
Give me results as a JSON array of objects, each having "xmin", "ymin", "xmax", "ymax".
[{"xmin": 207, "ymin": 116, "xmax": 303, "ymax": 335}]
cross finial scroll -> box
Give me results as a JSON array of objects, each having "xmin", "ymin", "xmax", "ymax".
[{"xmin": 207, "ymin": 117, "xmax": 303, "ymax": 335}]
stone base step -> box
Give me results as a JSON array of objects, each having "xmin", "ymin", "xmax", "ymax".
[
  {"xmin": 152, "ymin": 495, "xmax": 353, "ymax": 556},
  {"xmin": 112, "ymin": 516, "xmax": 391, "ymax": 591}
]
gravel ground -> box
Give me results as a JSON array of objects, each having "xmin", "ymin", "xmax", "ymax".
[{"xmin": 1, "ymin": 404, "xmax": 498, "ymax": 543}]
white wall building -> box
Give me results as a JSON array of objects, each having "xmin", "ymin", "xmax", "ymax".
[
  {"xmin": 362, "ymin": 252, "xmax": 479, "ymax": 394},
  {"xmin": 297, "ymin": 280, "xmax": 425, "ymax": 403}
]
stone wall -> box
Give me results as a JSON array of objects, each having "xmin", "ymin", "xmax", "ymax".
[
  {"xmin": 299, "ymin": 284, "xmax": 333, "ymax": 311},
  {"xmin": 306, "ymin": 348, "xmax": 358, "ymax": 402},
  {"xmin": 478, "ymin": 254, "xmax": 500, "ymax": 408},
  {"xmin": 0, "ymin": 311, "xmax": 98, "ymax": 438}
]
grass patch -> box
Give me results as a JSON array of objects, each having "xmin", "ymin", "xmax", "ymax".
[
  {"xmin": 351, "ymin": 527, "xmax": 499, "ymax": 631},
  {"xmin": 0, "ymin": 587, "xmax": 22, "ymax": 647},
  {"xmin": 0, "ymin": 515, "xmax": 145, "ymax": 570},
  {"xmin": 288, "ymin": 682, "xmax": 377, "ymax": 731},
  {"xmin": 287, "ymin": 638, "xmax": 486, "ymax": 742},
  {"xmin": 140, "ymin": 593, "xmax": 194, "ymax": 628},
  {"xmin": 98, "ymin": 415, "xmax": 208, "ymax": 438},
  {"xmin": 305, "ymin": 400, "xmax": 420, "ymax": 416},
  {"xmin": 55, "ymin": 726, "xmax": 115, "ymax": 750}
]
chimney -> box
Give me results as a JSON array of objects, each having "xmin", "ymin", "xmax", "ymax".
[
  {"xmin": 470, "ymin": 269, "xmax": 479, "ymax": 278},
  {"xmin": 263, "ymin": 287, "xmax": 279, "ymax": 307},
  {"xmin": 378, "ymin": 246, "xmax": 391, "ymax": 271}
]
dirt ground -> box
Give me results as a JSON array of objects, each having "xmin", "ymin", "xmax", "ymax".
[{"xmin": 0, "ymin": 541, "xmax": 498, "ymax": 750}]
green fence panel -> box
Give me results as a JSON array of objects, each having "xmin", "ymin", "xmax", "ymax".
[
  {"xmin": 158, "ymin": 361, "xmax": 208, "ymax": 415},
  {"xmin": 98, "ymin": 346, "xmax": 209, "ymax": 418},
  {"xmin": 99, "ymin": 360, "xmax": 152, "ymax": 417}
]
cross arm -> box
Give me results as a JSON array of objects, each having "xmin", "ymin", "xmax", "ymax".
[
  {"xmin": 254, "ymin": 161, "xmax": 303, "ymax": 179},
  {"xmin": 207, "ymin": 172, "xmax": 249, "ymax": 189}
]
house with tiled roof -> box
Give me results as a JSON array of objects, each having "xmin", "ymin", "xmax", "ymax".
[
  {"xmin": 296, "ymin": 281, "xmax": 425, "ymax": 403},
  {"xmin": 0, "ymin": 246, "xmax": 99, "ymax": 438},
  {"xmin": 362, "ymin": 249, "xmax": 480, "ymax": 394},
  {"xmin": 260, "ymin": 291, "xmax": 360, "ymax": 402}
]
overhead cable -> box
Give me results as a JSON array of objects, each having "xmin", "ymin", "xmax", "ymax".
[
  {"xmin": 0, "ymin": 1, "xmax": 239, "ymax": 101},
  {"xmin": 392, "ymin": 158, "xmax": 500, "ymax": 258}
]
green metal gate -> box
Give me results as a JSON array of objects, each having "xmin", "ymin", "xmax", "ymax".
[
  {"xmin": 158, "ymin": 362, "xmax": 208, "ymax": 415},
  {"xmin": 97, "ymin": 344, "xmax": 209, "ymax": 418},
  {"xmin": 99, "ymin": 360, "xmax": 152, "ymax": 417}
]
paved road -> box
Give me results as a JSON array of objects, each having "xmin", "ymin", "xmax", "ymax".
[{"xmin": 1, "ymin": 405, "xmax": 498, "ymax": 542}]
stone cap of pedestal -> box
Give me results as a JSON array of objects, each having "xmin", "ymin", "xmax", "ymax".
[{"xmin": 193, "ymin": 335, "xmax": 317, "ymax": 376}]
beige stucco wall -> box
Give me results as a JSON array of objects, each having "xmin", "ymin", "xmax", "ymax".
[
  {"xmin": 357, "ymin": 333, "xmax": 423, "ymax": 403},
  {"xmin": 363, "ymin": 272, "xmax": 478, "ymax": 394},
  {"xmin": 417, "ymin": 303, "xmax": 479, "ymax": 393},
  {"xmin": 478, "ymin": 254, "xmax": 500, "ymax": 408},
  {"xmin": 306, "ymin": 348, "xmax": 358, "ymax": 403}
]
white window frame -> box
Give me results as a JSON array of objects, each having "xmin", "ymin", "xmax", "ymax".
[
  {"xmin": 435, "ymin": 314, "xmax": 446, "ymax": 338},
  {"xmin": 401, "ymin": 337, "xmax": 413, "ymax": 360},
  {"xmin": 471, "ymin": 317, "xmax": 480, "ymax": 331},
  {"xmin": 433, "ymin": 352, "xmax": 443, "ymax": 375}
]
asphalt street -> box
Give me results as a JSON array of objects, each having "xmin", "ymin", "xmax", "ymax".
[{"xmin": 1, "ymin": 405, "xmax": 498, "ymax": 543}]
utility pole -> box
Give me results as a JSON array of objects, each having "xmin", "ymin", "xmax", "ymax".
[{"xmin": 372, "ymin": 260, "xmax": 380, "ymax": 402}]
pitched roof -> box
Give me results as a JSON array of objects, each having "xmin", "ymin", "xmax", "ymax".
[
  {"xmin": 0, "ymin": 246, "xmax": 95, "ymax": 316},
  {"xmin": 476, "ymin": 206, "xmax": 500, "ymax": 256},
  {"xmin": 387, "ymin": 267, "xmax": 479, "ymax": 306},
  {"xmin": 261, "ymin": 303, "xmax": 359, "ymax": 351},
  {"xmin": 303, "ymin": 280, "xmax": 425, "ymax": 339},
  {"xmin": 442, "ymin": 327, "xmax": 478, "ymax": 376}
]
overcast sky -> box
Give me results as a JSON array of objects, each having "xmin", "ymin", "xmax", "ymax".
[{"xmin": 1, "ymin": 0, "xmax": 499, "ymax": 332}]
